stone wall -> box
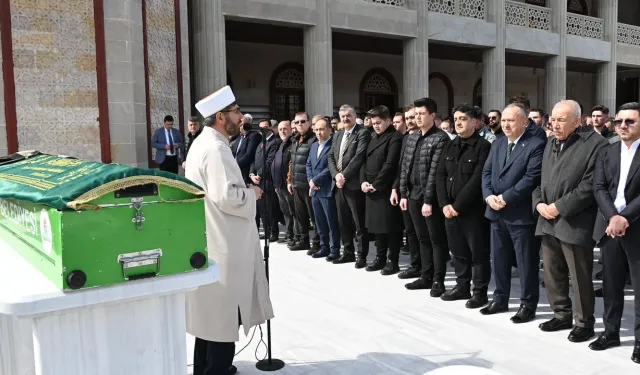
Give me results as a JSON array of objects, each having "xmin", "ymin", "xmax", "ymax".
[
  {"xmin": 9, "ymin": 0, "xmax": 101, "ymax": 160},
  {"xmin": 145, "ymin": 0, "xmax": 180, "ymax": 161}
]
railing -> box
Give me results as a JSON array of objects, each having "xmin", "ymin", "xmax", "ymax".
[
  {"xmin": 505, "ymin": 0, "xmax": 550, "ymax": 31},
  {"xmin": 362, "ymin": 0, "xmax": 406, "ymax": 7},
  {"xmin": 427, "ymin": 0, "xmax": 485, "ymax": 20},
  {"xmin": 618, "ymin": 23, "xmax": 640, "ymax": 47},
  {"xmin": 567, "ymin": 13, "xmax": 604, "ymax": 39}
]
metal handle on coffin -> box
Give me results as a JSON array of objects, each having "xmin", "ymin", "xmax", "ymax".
[{"xmin": 117, "ymin": 249, "xmax": 163, "ymax": 281}]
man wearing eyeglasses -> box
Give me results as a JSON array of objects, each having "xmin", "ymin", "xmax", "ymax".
[{"xmin": 590, "ymin": 102, "xmax": 640, "ymax": 364}]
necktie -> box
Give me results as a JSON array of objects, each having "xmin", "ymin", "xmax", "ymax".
[
  {"xmin": 337, "ymin": 132, "xmax": 349, "ymax": 172},
  {"xmin": 168, "ymin": 130, "xmax": 174, "ymax": 150},
  {"xmin": 506, "ymin": 142, "xmax": 515, "ymax": 159}
]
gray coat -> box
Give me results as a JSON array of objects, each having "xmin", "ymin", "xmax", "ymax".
[{"xmin": 532, "ymin": 129, "xmax": 608, "ymax": 248}]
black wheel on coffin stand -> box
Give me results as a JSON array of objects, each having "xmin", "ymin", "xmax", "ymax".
[{"xmin": 67, "ymin": 270, "xmax": 87, "ymax": 290}]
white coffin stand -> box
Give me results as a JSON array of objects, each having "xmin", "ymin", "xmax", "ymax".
[{"xmin": 0, "ymin": 240, "xmax": 219, "ymax": 375}]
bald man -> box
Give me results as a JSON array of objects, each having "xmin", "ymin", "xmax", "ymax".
[{"xmin": 533, "ymin": 100, "xmax": 607, "ymax": 342}]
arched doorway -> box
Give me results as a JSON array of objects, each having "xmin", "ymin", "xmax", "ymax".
[
  {"xmin": 473, "ymin": 79, "xmax": 482, "ymax": 109},
  {"xmin": 524, "ymin": 0, "xmax": 588, "ymax": 15},
  {"xmin": 567, "ymin": 0, "xmax": 588, "ymax": 15},
  {"xmin": 359, "ymin": 68, "xmax": 398, "ymax": 115},
  {"xmin": 270, "ymin": 62, "xmax": 305, "ymax": 121},
  {"xmin": 428, "ymin": 72, "xmax": 454, "ymax": 117}
]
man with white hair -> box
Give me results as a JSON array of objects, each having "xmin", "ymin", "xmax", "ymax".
[{"xmin": 533, "ymin": 100, "xmax": 608, "ymax": 342}]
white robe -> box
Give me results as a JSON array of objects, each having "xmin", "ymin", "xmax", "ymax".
[{"xmin": 184, "ymin": 126, "xmax": 274, "ymax": 342}]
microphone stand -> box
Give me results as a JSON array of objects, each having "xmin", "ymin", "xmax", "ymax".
[{"xmin": 256, "ymin": 129, "xmax": 285, "ymax": 372}]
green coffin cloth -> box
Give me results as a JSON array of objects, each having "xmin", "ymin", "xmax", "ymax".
[{"xmin": 0, "ymin": 151, "xmax": 204, "ymax": 211}]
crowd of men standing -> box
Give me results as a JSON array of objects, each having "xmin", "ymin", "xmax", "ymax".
[{"xmin": 200, "ymin": 96, "xmax": 640, "ymax": 365}]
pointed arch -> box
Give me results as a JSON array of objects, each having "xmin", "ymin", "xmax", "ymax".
[
  {"xmin": 359, "ymin": 68, "xmax": 398, "ymax": 115},
  {"xmin": 567, "ymin": 0, "xmax": 588, "ymax": 16},
  {"xmin": 428, "ymin": 72, "xmax": 454, "ymax": 117},
  {"xmin": 269, "ymin": 62, "xmax": 305, "ymax": 120}
]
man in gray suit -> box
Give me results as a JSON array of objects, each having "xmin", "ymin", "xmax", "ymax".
[
  {"xmin": 533, "ymin": 100, "xmax": 607, "ymax": 342},
  {"xmin": 152, "ymin": 115, "xmax": 184, "ymax": 174}
]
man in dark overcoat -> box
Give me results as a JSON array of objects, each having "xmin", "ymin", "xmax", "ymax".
[
  {"xmin": 436, "ymin": 103, "xmax": 492, "ymax": 309},
  {"xmin": 360, "ymin": 105, "xmax": 404, "ymax": 275},
  {"xmin": 533, "ymin": 100, "xmax": 607, "ymax": 342}
]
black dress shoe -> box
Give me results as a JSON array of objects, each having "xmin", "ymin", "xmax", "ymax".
[
  {"xmin": 465, "ymin": 292, "xmax": 488, "ymax": 309},
  {"xmin": 405, "ymin": 278, "xmax": 432, "ymax": 290},
  {"xmin": 595, "ymin": 270, "xmax": 603, "ymax": 280},
  {"xmin": 510, "ymin": 306, "xmax": 535, "ymax": 324},
  {"xmin": 632, "ymin": 341, "xmax": 640, "ymax": 364},
  {"xmin": 312, "ymin": 250, "xmax": 329, "ymax": 258},
  {"xmin": 307, "ymin": 247, "xmax": 319, "ymax": 256},
  {"xmin": 568, "ymin": 326, "xmax": 595, "ymax": 342},
  {"xmin": 589, "ymin": 332, "xmax": 620, "ymax": 351},
  {"xmin": 354, "ymin": 257, "xmax": 367, "ymax": 269},
  {"xmin": 398, "ymin": 267, "xmax": 421, "ymax": 279},
  {"xmin": 326, "ymin": 253, "xmax": 340, "ymax": 262},
  {"xmin": 430, "ymin": 282, "xmax": 445, "ymax": 297},
  {"xmin": 290, "ymin": 241, "xmax": 310, "ymax": 251},
  {"xmin": 332, "ymin": 254, "xmax": 356, "ymax": 264},
  {"xmin": 380, "ymin": 262, "xmax": 400, "ymax": 275},
  {"xmin": 594, "ymin": 288, "xmax": 604, "ymax": 298},
  {"xmin": 539, "ymin": 317, "xmax": 573, "ymax": 332},
  {"xmin": 228, "ymin": 365, "xmax": 237, "ymax": 374},
  {"xmin": 479, "ymin": 301, "xmax": 508, "ymax": 315},
  {"xmin": 441, "ymin": 285, "xmax": 471, "ymax": 301},
  {"xmin": 366, "ymin": 257, "xmax": 386, "ymax": 272}
]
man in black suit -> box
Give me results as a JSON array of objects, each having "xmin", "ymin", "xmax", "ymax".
[
  {"xmin": 533, "ymin": 100, "xmax": 607, "ymax": 342},
  {"xmin": 589, "ymin": 102, "xmax": 640, "ymax": 364},
  {"xmin": 480, "ymin": 104, "xmax": 545, "ymax": 323},
  {"xmin": 360, "ymin": 105, "xmax": 404, "ymax": 275},
  {"xmin": 436, "ymin": 104, "xmax": 492, "ymax": 308},
  {"xmin": 328, "ymin": 104, "xmax": 371, "ymax": 267},
  {"xmin": 233, "ymin": 120, "xmax": 262, "ymax": 184},
  {"xmin": 249, "ymin": 121, "xmax": 280, "ymax": 242}
]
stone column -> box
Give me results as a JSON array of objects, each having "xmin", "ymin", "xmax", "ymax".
[
  {"xmin": 103, "ymin": 0, "xmax": 149, "ymax": 167},
  {"xmin": 482, "ymin": 0, "xmax": 506, "ymax": 112},
  {"xmin": 179, "ymin": 0, "xmax": 191, "ymax": 118},
  {"xmin": 545, "ymin": 0, "xmax": 567, "ymax": 111},
  {"xmin": 191, "ymin": 0, "xmax": 226, "ymax": 102},
  {"xmin": 303, "ymin": 0, "xmax": 332, "ymax": 116},
  {"xmin": 402, "ymin": 0, "xmax": 429, "ymax": 106},
  {"xmin": 595, "ymin": 0, "xmax": 618, "ymax": 111},
  {"xmin": 0, "ymin": 19, "xmax": 7, "ymax": 157}
]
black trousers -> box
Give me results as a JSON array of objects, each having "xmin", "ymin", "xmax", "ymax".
[
  {"xmin": 374, "ymin": 232, "xmax": 403, "ymax": 264},
  {"xmin": 408, "ymin": 199, "xmax": 448, "ymax": 282},
  {"xmin": 276, "ymin": 188, "xmax": 295, "ymax": 239},
  {"xmin": 257, "ymin": 189, "xmax": 280, "ymax": 238},
  {"xmin": 602, "ymin": 233, "xmax": 640, "ymax": 340},
  {"xmin": 292, "ymin": 187, "xmax": 319, "ymax": 244},
  {"xmin": 193, "ymin": 309, "xmax": 242, "ymax": 375},
  {"xmin": 159, "ymin": 155, "xmax": 178, "ymax": 174},
  {"xmin": 445, "ymin": 212, "xmax": 491, "ymax": 292},
  {"xmin": 335, "ymin": 188, "xmax": 369, "ymax": 257},
  {"xmin": 193, "ymin": 339, "xmax": 235, "ymax": 375},
  {"xmin": 401, "ymin": 208, "xmax": 421, "ymax": 271}
]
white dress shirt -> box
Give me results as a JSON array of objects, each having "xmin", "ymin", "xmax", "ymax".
[
  {"xmin": 614, "ymin": 139, "xmax": 640, "ymax": 213},
  {"xmin": 317, "ymin": 139, "xmax": 329, "ymax": 158},
  {"xmin": 164, "ymin": 128, "xmax": 175, "ymax": 156}
]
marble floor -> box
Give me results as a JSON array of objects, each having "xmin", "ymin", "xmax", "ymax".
[{"xmin": 186, "ymin": 240, "xmax": 638, "ymax": 375}]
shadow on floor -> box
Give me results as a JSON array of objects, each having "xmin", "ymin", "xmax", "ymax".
[{"xmin": 229, "ymin": 351, "xmax": 494, "ymax": 375}]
